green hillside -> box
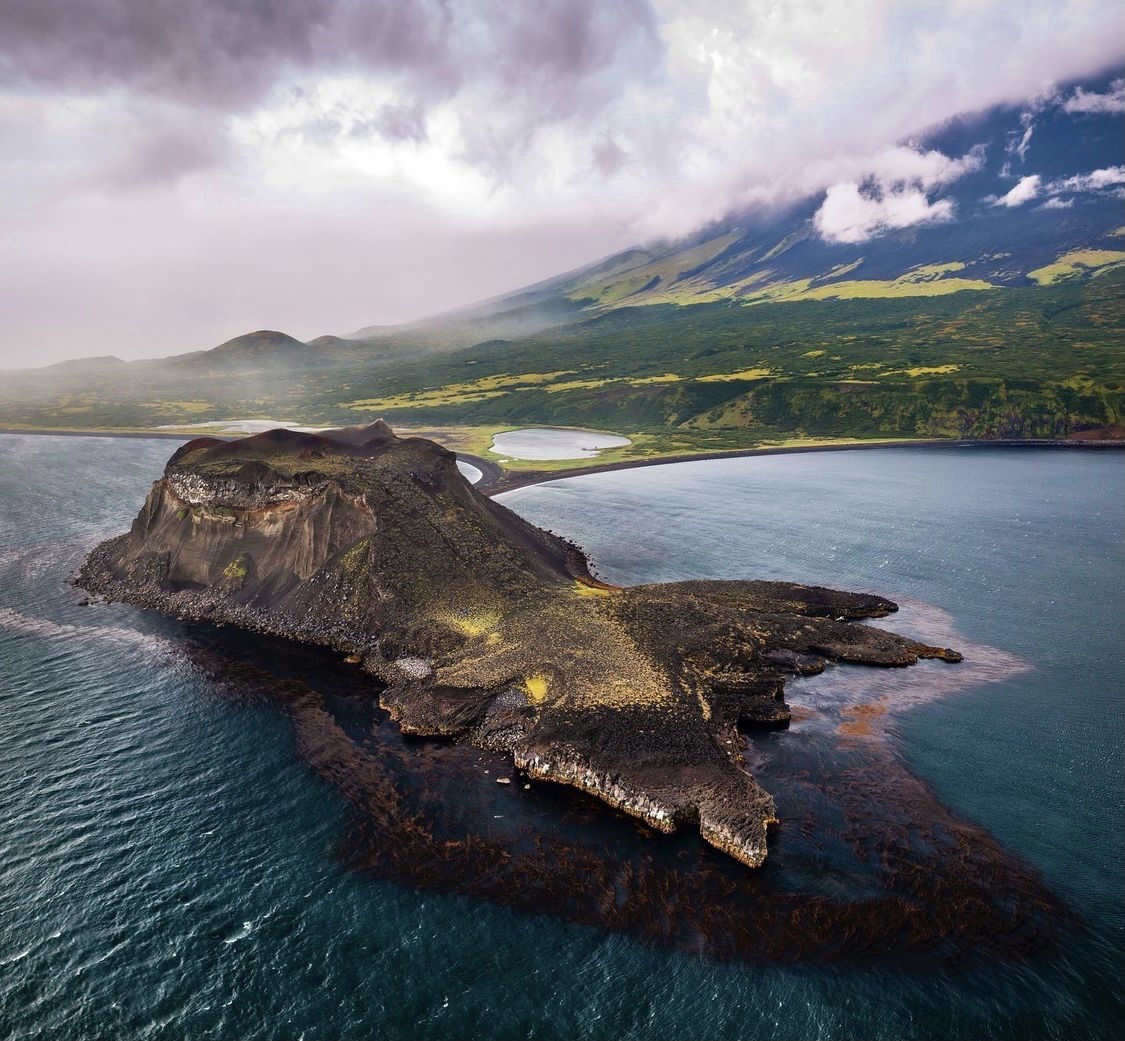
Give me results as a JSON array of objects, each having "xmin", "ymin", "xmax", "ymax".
[{"xmin": 3, "ymin": 268, "xmax": 1122, "ymax": 457}]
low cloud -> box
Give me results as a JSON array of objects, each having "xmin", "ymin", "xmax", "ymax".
[
  {"xmin": 812, "ymin": 145, "xmax": 982, "ymax": 243},
  {"xmin": 1047, "ymin": 165, "xmax": 1125, "ymax": 193},
  {"xmin": 0, "ymin": 0, "xmax": 662, "ymax": 182},
  {"xmin": 989, "ymin": 164, "xmax": 1125, "ymax": 210},
  {"xmin": 368, "ymin": 102, "xmax": 428, "ymax": 144},
  {"xmin": 1006, "ymin": 112, "xmax": 1036, "ymax": 165},
  {"xmin": 814, "ymin": 183, "xmax": 955, "ymax": 244},
  {"xmin": 993, "ymin": 174, "xmax": 1042, "ymax": 207},
  {"xmin": 2, "ymin": 0, "xmax": 1124, "ymax": 363},
  {"xmin": 1063, "ymin": 78, "xmax": 1125, "ymax": 113}
]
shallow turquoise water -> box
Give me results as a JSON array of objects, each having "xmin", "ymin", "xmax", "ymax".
[{"xmin": 0, "ymin": 436, "xmax": 1121, "ymax": 1040}]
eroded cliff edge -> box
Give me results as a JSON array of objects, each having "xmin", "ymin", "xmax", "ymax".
[{"xmin": 75, "ymin": 420, "xmax": 961, "ymax": 867}]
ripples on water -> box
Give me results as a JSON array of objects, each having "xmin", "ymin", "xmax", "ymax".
[{"xmin": 1, "ymin": 435, "xmax": 1122, "ymax": 1040}]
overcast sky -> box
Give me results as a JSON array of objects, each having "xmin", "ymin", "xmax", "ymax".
[{"xmin": 1, "ymin": 1, "xmax": 1122, "ymax": 366}]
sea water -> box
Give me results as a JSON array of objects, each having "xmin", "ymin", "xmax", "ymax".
[{"xmin": 0, "ymin": 435, "xmax": 1121, "ymax": 1040}]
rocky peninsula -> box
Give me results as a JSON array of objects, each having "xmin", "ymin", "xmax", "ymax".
[{"xmin": 76, "ymin": 420, "xmax": 961, "ymax": 868}]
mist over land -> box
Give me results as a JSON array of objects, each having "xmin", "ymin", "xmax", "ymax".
[{"xmin": 1, "ymin": 1, "xmax": 1123, "ymax": 367}]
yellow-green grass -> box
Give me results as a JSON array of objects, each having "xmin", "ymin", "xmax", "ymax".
[
  {"xmin": 760, "ymin": 228, "xmax": 809, "ymax": 262},
  {"xmin": 568, "ymin": 230, "xmax": 743, "ymax": 305},
  {"xmin": 393, "ymin": 424, "xmax": 512, "ymax": 457},
  {"xmin": 744, "ymin": 275, "xmax": 995, "ymax": 304},
  {"xmin": 627, "ymin": 373, "xmax": 681, "ymax": 385},
  {"xmin": 882, "ymin": 364, "xmax": 962, "ymax": 377},
  {"xmin": 812, "ymin": 259, "xmax": 865, "ymax": 282},
  {"xmin": 573, "ymin": 580, "xmax": 617, "ymax": 598},
  {"xmin": 340, "ymin": 370, "xmax": 578, "ymax": 411},
  {"xmin": 696, "ymin": 367, "xmax": 774, "ymax": 382},
  {"xmin": 442, "ymin": 609, "xmax": 502, "ymax": 638},
  {"xmin": 898, "ymin": 261, "xmax": 967, "ymax": 281},
  {"xmin": 222, "ymin": 557, "xmax": 248, "ymax": 581},
  {"xmin": 141, "ymin": 400, "xmax": 216, "ymax": 414},
  {"xmin": 345, "ymin": 363, "xmax": 768, "ymax": 420},
  {"xmin": 1028, "ymin": 250, "xmax": 1125, "ymax": 285},
  {"xmin": 522, "ymin": 674, "xmax": 551, "ymax": 703},
  {"xmin": 567, "ymin": 258, "xmax": 996, "ymax": 311}
]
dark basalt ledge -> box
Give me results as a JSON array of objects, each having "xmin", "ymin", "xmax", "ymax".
[{"xmin": 75, "ymin": 420, "xmax": 961, "ymax": 868}]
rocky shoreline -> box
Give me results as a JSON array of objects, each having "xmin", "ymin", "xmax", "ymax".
[{"xmin": 75, "ymin": 420, "xmax": 962, "ymax": 868}]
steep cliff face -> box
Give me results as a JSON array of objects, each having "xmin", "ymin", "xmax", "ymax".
[{"xmin": 77, "ymin": 421, "xmax": 960, "ymax": 868}]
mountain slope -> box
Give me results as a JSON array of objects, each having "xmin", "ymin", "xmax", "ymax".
[
  {"xmin": 0, "ymin": 72, "xmax": 1121, "ymax": 446},
  {"xmin": 533, "ymin": 77, "xmax": 1124, "ymax": 314}
]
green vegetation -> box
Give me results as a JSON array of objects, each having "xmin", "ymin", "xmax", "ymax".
[
  {"xmin": 1027, "ymin": 249, "xmax": 1125, "ymax": 285},
  {"xmin": 321, "ymin": 272, "xmax": 1123, "ymax": 445},
  {"xmin": 221, "ymin": 554, "xmax": 249, "ymax": 588},
  {"xmin": 338, "ymin": 538, "xmax": 372, "ymax": 576},
  {"xmin": 3, "ymin": 267, "xmax": 1122, "ymax": 456}
]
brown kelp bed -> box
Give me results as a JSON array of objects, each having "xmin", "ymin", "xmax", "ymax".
[{"xmin": 180, "ymin": 621, "xmax": 1072, "ymax": 967}]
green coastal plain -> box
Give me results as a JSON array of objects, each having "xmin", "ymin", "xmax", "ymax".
[{"xmin": 3, "ymin": 252, "xmax": 1123, "ymax": 474}]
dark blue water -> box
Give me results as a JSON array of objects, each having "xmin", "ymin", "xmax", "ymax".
[{"xmin": 1, "ymin": 435, "xmax": 1122, "ymax": 1040}]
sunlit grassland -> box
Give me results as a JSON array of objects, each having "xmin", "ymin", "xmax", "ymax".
[
  {"xmin": 567, "ymin": 230, "xmax": 744, "ymax": 305},
  {"xmin": 141, "ymin": 400, "xmax": 217, "ymax": 414},
  {"xmin": 1028, "ymin": 249, "xmax": 1125, "ymax": 285},
  {"xmin": 3, "ymin": 270, "xmax": 1122, "ymax": 454},
  {"xmin": 564, "ymin": 246, "xmax": 998, "ymax": 309}
]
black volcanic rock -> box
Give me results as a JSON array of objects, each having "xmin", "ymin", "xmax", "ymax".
[{"xmin": 76, "ymin": 421, "xmax": 961, "ymax": 867}]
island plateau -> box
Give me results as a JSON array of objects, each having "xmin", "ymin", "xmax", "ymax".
[{"xmin": 76, "ymin": 420, "xmax": 961, "ymax": 867}]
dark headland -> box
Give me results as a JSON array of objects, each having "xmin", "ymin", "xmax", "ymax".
[{"xmin": 75, "ymin": 420, "xmax": 962, "ymax": 868}]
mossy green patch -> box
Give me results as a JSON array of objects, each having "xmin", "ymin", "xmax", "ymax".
[
  {"xmin": 884, "ymin": 364, "xmax": 962, "ymax": 377},
  {"xmin": 339, "ymin": 538, "xmax": 371, "ymax": 575},
  {"xmin": 696, "ymin": 367, "xmax": 774, "ymax": 382},
  {"xmin": 221, "ymin": 554, "xmax": 249, "ymax": 588},
  {"xmin": 523, "ymin": 674, "xmax": 550, "ymax": 703},
  {"xmin": 1028, "ymin": 250, "xmax": 1125, "ymax": 285},
  {"xmin": 568, "ymin": 230, "xmax": 743, "ymax": 306}
]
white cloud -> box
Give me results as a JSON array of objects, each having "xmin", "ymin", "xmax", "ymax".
[
  {"xmin": 1046, "ymin": 165, "xmax": 1125, "ymax": 193},
  {"xmin": 1006, "ymin": 114, "xmax": 1035, "ymax": 164},
  {"xmin": 1063, "ymin": 78, "xmax": 1125, "ymax": 113},
  {"xmin": 812, "ymin": 143, "xmax": 982, "ymax": 243},
  {"xmin": 814, "ymin": 182, "xmax": 955, "ymax": 244},
  {"xmin": 993, "ymin": 174, "xmax": 1042, "ymax": 207},
  {"xmin": 3, "ymin": 0, "xmax": 1125, "ymax": 362},
  {"xmin": 988, "ymin": 164, "xmax": 1125, "ymax": 211},
  {"xmin": 865, "ymin": 144, "xmax": 986, "ymax": 190}
]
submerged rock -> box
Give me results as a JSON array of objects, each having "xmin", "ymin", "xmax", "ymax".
[{"xmin": 75, "ymin": 420, "xmax": 960, "ymax": 868}]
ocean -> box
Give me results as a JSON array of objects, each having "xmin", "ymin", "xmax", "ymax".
[{"xmin": 0, "ymin": 434, "xmax": 1121, "ymax": 1040}]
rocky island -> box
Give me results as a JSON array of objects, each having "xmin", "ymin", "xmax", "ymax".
[{"xmin": 76, "ymin": 421, "xmax": 961, "ymax": 868}]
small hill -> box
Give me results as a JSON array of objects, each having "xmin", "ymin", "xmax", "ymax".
[{"xmin": 166, "ymin": 329, "xmax": 315, "ymax": 373}]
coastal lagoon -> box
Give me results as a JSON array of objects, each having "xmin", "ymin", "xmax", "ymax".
[
  {"xmin": 490, "ymin": 427, "xmax": 631, "ymax": 460},
  {"xmin": 0, "ymin": 434, "xmax": 1121, "ymax": 1040}
]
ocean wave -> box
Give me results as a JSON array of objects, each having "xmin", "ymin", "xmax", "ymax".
[{"xmin": 0, "ymin": 606, "xmax": 179, "ymax": 658}]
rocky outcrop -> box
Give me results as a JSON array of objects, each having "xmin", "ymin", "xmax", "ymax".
[{"xmin": 76, "ymin": 420, "xmax": 960, "ymax": 868}]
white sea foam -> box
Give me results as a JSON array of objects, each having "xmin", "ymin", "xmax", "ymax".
[
  {"xmin": 222, "ymin": 920, "xmax": 255, "ymax": 945},
  {"xmin": 0, "ymin": 607, "xmax": 178, "ymax": 657}
]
